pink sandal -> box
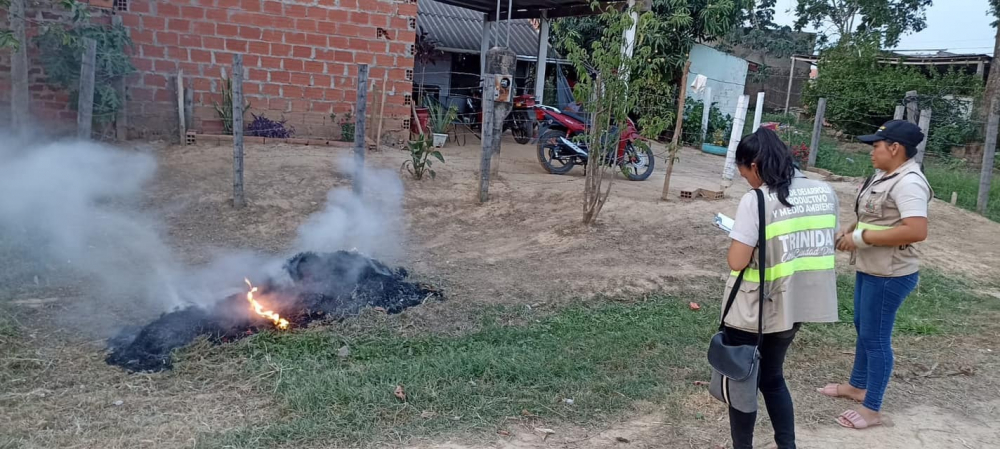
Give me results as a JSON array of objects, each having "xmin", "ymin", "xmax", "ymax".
[
  {"xmin": 817, "ymin": 383, "xmax": 842, "ymax": 398},
  {"xmin": 836, "ymin": 410, "xmax": 882, "ymax": 429}
]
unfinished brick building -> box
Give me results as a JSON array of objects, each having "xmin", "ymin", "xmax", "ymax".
[{"xmin": 1, "ymin": 0, "xmax": 418, "ymax": 140}]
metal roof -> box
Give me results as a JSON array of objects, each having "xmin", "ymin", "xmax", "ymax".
[
  {"xmin": 431, "ymin": 0, "xmax": 622, "ymax": 20},
  {"xmin": 418, "ymin": 0, "xmax": 561, "ymax": 60}
]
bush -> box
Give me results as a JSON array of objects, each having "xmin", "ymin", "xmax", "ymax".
[
  {"xmin": 247, "ymin": 114, "xmax": 294, "ymax": 138},
  {"xmin": 682, "ymin": 98, "xmax": 732, "ymax": 146}
]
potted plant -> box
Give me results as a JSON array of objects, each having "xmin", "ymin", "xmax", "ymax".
[{"xmin": 428, "ymin": 101, "xmax": 457, "ymax": 148}]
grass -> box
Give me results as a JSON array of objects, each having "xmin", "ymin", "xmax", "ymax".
[{"xmin": 197, "ymin": 270, "xmax": 998, "ymax": 448}]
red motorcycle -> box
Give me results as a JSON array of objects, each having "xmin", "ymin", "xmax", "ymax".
[{"xmin": 535, "ymin": 105, "xmax": 655, "ymax": 181}]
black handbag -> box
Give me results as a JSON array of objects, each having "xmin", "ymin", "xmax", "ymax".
[{"xmin": 708, "ymin": 189, "xmax": 767, "ymax": 413}]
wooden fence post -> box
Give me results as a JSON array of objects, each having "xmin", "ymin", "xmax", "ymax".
[
  {"xmin": 479, "ymin": 74, "xmax": 496, "ymax": 203},
  {"xmin": 661, "ymin": 59, "xmax": 692, "ymax": 200},
  {"xmin": 700, "ymin": 86, "xmax": 712, "ymax": 143},
  {"xmin": 916, "ymin": 107, "xmax": 932, "ymax": 166},
  {"xmin": 232, "ymin": 54, "xmax": 245, "ymax": 209},
  {"xmin": 978, "ymin": 108, "xmax": 999, "ymax": 214},
  {"xmin": 10, "ymin": 0, "xmax": 29, "ymax": 131},
  {"xmin": 176, "ymin": 70, "xmax": 186, "ymax": 144},
  {"xmin": 77, "ymin": 38, "xmax": 98, "ymax": 139},
  {"xmin": 905, "ymin": 90, "xmax": 919, "ymax": 124},
  {"xmin": 894, "ymin": 105, "xmax": 905, "ymax": 120},
  {"xmin": 353, "ymin": 64, "xmax": 369, "ymax": 195},
  {"xmin": 807, "ymin": 98, "xmax": 827, "ymax": 168}
]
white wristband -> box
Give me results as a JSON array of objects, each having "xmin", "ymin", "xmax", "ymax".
[{"xmin": 853, "ymin": 229, "xmax": 871, "ymax": 248}]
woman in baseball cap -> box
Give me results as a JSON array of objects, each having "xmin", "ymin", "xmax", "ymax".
[{"xmin": 818, "ymin": 120, "xmax": 933, "ymax": 430}]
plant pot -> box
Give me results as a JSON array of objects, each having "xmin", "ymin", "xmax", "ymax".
[{"xmin": 432, "ymin": 133, "xmax": 448, "ymax": 148}]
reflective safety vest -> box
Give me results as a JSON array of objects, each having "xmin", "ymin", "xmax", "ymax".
[
  {"xmin": 853, "ymin": 158, "xmax": 933, "ymax": 277},
  {"xmin": 723, "ymin": 174, "xmax": 840, "ymax": 334}
]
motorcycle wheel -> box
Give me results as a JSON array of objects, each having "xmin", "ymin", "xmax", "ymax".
[
  {"xmin": 536, "ymin": 129, "xmax": 576, "ymax": 175},
  {"xmin": 622, "ymin": 142, "xmax": 655, "ymax": 181},
  {"xmin": 511, "ymin": 113, "xmax": 533, "ymax": 145}
]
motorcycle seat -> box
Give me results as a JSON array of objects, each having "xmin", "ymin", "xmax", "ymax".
[{"xmin": 562, "ymin": 110, "xmax": 590, "ymax": 126}]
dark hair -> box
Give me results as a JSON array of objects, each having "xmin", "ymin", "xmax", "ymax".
[
  {"xmin": 884, "ymin": 139, "xmax": 919, "ymax": 159},
  {"xmin": 735, "ymin": 128, "xmax": 796, "ymax": 207}
]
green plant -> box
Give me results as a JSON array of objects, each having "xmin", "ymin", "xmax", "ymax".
[
  {"xmin": 428, "ymin": 101, "xmax": 457, "ymax": 134},
  {"xmin": 335, "ymin": 111, "xmax": 356, "ymax": 142},
  {"xmin": 682, "ymin": 98, "xmax": 732, "ymax": 145},
  {"xmin": 213, "ymin": 70, "xmax": 251, "ymax": 135},
  {"xmin": 402, "ymin": 134, "xmax": 444, "ymax": 180},
  {"xmin": 33, "ymin": 0, "xmax": 134, "ymax": 126}
]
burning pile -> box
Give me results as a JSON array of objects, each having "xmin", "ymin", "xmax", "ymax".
[{"xmin": 106, "ymin": 251, "xmax": 439, "ymax": 372}]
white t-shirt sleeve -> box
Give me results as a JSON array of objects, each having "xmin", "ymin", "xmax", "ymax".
[
  {"xmin": 729, "ymin": 191, "xmax": 759, "ymax": 247},
  {"xmin": 894, "ymin": 175, "xmax": 931, "ymax": 218}
]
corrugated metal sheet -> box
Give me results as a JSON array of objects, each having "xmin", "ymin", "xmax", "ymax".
[{"xmin": 418, "ymin": 0, "xmax": 559, "ymax": 59}]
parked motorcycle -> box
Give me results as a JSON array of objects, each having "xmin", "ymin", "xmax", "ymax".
[
  {"xmin": 465, "ymin": 93, "xmax": 536, "ymax": 144},
  {"xmin": 535, "ymin": 105, "xmax": 655, "ymax": 181}
]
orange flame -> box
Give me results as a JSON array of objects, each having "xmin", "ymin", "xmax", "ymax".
[{"xmin": 244, "ymin": 278, "xmax": 290, "ymax": 330}]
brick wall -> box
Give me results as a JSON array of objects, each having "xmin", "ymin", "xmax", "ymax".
[{"xmin": 1, "ymin": 0, "xmax": 418, "ymax": 140}]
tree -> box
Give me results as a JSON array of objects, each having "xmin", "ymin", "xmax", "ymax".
[
  {"xmin": 983, "ymin": 0, "xmax": 1000, "ymax": 118},
  {"xmin": 793, "ymin": 0, "xmax": 932, "ymax": 47},
  {"xmin": 719, "ymin": 0, "xmax": 814, "ymax": 83},
  {"xmin": 1, "ymin": 0, "xmax": 19, "ymax": 51}
]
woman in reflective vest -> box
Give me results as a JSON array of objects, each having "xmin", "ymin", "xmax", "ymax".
[
  {"xmin": 724, "ymin": 128, "xmax": 840, "ymax": 449},
  {"xmin": 820, "ymin": 120, "xmax": 932, "ymax": 430}
]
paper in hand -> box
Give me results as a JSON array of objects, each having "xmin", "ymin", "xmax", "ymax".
[{"xmin": 714, "ymin": 213, "xmax": 735, "ymax": 233}]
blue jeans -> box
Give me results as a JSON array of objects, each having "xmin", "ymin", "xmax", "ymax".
[{"xmin": 849, "ymin": 271, "xmax": 919, "ymax": 411}]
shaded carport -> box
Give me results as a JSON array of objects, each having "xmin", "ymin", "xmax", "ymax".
[{"xmin": 429, "ymin": 1, "xmax": 632, "ymax": 105}]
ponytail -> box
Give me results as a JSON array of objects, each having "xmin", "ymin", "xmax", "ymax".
[{"xmin": 735, "ymin": 128, "xmax": 796, "ymax": 208}]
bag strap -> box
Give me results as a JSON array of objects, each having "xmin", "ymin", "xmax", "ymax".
[
  {"xmin": 719, "ymin": 188, "xmax": 768, "ymax": 342},
  {"xmin": 754, "ymin": 188, "xmax": 766, "ymax": 346}
]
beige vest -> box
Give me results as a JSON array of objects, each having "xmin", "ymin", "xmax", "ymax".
[
  {"xmin": 853, "ymin": 159, "xmax": 933, "ymax": 277},
  {"xmin": 723, "ymin": 175, "xmax": 841, "ymax": 334}
]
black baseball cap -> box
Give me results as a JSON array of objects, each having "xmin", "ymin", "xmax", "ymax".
[{"xmin": 857, "ymin": 120, "xmax": 924, "ymax": 149}]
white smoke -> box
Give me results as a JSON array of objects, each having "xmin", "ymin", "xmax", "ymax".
[{"xmin": 0, "ymin": 136, "xmax": 406, "ymax": 325}]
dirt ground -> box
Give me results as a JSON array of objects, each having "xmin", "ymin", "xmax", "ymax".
[{"xmin": 3, "ymin": 137, "xmax": 1000, "ymax": 448}]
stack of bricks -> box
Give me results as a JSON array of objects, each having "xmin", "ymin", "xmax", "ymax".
[{"xmin": 0, "ymin": 0, "xmax": 418, "ymax": 140}]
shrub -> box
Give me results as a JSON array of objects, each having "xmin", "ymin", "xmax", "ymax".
[
  {"xmin": 402, "ymin": 135, "xmax": 444, "ymax": 180},
  {"xmin": 246, "ymin": 114, "xmax": 294, "ymax": 138}
]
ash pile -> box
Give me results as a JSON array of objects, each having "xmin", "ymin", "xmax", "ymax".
[{"xmin": 106, "ymin": 251, "xmax": 439, "ymax": 372}]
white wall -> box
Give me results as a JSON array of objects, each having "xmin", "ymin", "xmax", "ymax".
[{"xmin": 688, "ymin": 43, "xmax": 749, "ymax": 117}]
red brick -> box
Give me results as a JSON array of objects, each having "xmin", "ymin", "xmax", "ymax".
[
  {"xmin": 121, "ymin": 14, "xmax": 141, "ymax": 28},
  {"xmin": 270, "ymin": 71, "xmax": 291, "ymax": 83},
  {"xmin": 272, "ymin": 16, "xmax": 295, "ymax": 29},
  {"xmin": 205, "ymin": 8, "xmax": 229, "ymax": 23},
  {"xmin": 341, "ymin": 0, "xmax": 359, "ymax": 9},
  {"xmin": 306, "ymin": 34, "xmax": 327, "ymax": 47},
  {"xmin": 260, "ymin": 56, "xmax": 282, "ymax": 69},
  {"xmin": 182, "ymin": 6, "xmax": 206, "ymax": 20},
  {"xmin": 290, "ymin": 72, "xmax": 311, "ymax": 86},
  {"xmin": 349, "ymin": 12, "xmax": 370, "ymax": 25},
  {"xmin": 217, "ymin": 24, "xmax": 239, "ymax": 37},
  {"xmin": 133, "ymin": 58, "xmax": 154, "ymax": 72},
  {"xmin": 368, "ymin": 40, "xmax": 388, "ymax": 54},
  {"xmin": 346, "ymin": 38, "xmax": 368, "ymax": 51},
  {"xmin": 203, "ymin": 65, "xmax": 223, "ymax": 78},
  {"xmin": 141, "ymin": 45, "xmax": 166, "ymax": 59},
  {"xmin": 190, "ymin": 49, "xmax": 212, "ymax": 64},
  {"xmin": 285, "ymin": 4, "xmax": 307, "ymax": 18},
  {"xmin": 306, "ymin": 6, "xmax": 328, "ymax": 19},
  {"xmin": 226, "ymin": 39, "xmax": 248, "ymax": 52},
  {"xmin": 328, "ymin": 36, "xmax": 349, "ymax": 50},
  {"xmin": 285, "ymin": 33, "xmax": 307, "ymax": 45},
  {"xmin": 334, "ymin": 51, "xmax": 354, "ymax": 63},
  {"xmin": 327, "ymin": 63, "xmax": 347, "ymax": 76},
  {"xmin": 338, "ymin": 23, "xmax": 365, "ymax": 38},
  {"xmin": 292, "ymin": 46, "xmax": 312, "ymax": 58},
  {"xmin": 168, "ymin": 19, "xmax": 191, "ymax": 33},
  {"xmin": 288, "ymin": 100, "xmax": 309, "ymax": 112},
  {"xmin": 128, "ymin": 1, "xmax": 151, "ymax": 13},
  {"xmin": 397, "ymin": 3, "xmax": 418, "ymax": 15},
  {"xmin": 327, "ymin": 9, "xmax": 349, "ymax": 22},
  {"xmin": 262, "ymin": 29, "xmax": 283, "ymax": 43},
  {"xmin": 131, "ymin": 29, "xmax": 155, "ymax": 45},
  {"xmin": 240, "ymin": 0, "xmax": 262, "ymax": 12},
  {"xmin": 311, "ymin": 101, "xmax": 335, "ymax": 113},
  {"xmin": 144, "ymin": 74, "xmax": 168, "ymax": 88},
  {"xmin": 296, "ymin": 19, "xmax": 318, "ymax": 33},
  {"xmin": 281, "ymin": 59, "xmax": 304, "ymax": 72},
  {"xmin": 244, "ymin": 55, "xmax": 261, "ymax": 67},
  {"xmin": 304, "ymin": 60, "xmax": 325, "ymax": 73},
  {"xmin": 158, "ymin": 2, "xmax": 181, "ymax": 17},
  {"xmin": 180, "ymin": 34, "xmax": 202, "ymax": 48},
  {"xmin": 217, "ymin": 0, "xmax": 241, "ymax": 8},
  {"xmin": 374, "ymin": 1, "xmax": 394, "ymax": 14},
  {"xmin": 142, "ymin": 16, "xmax": 166, "ymax": 31},
  {"xmin": 203, "ymin": 37, "xmax": 226, "ymax": 50},
  {"xmin": 355, "ymin": 52, "xmax": 373, "ymax": 64},
  {"xmin": 165, "ymin": 46, "xmax": 187, "ymax": 61},
  {"xmin": 239, "ymin": 26, "xmax": 262, "ymax": 40},
  {"xmin": 261, "ymin": 83, "xmax": 281, "ymax": 96},
  {"xmin": 194, "ymin": 21, "xmax": 216, "ymax": 35},
  {"xmin": 270, "ymin": 43, "xmax": 292, "ymax": 57},
  {"xmin": 154, "ymin": 88, "xmax": 174, "ymax": 102},
  {"xmin": 267, "ymin": 98, "xmax": 289, "ymax": 111},
  {"xmin": 230, "ymin": 12, "xmax": 256, "ymax": 25},
  {"xmin": 263, "ymin": 1, "xmax": 283, "ymax": 15},
  {"xmin": 248, "ymin": 41, "xmax": 269, "ymax": 55},
  {"xmin": 388, "ymin": 42, "xmax": 408, "ymax": 55},
  {"xmin": 390, "ymin": 17, "xmax": 409, "ymax": 31},
  {"xmin": 248, "ymin": 68, "xmax": 268, "ymax": 81},
  {"xmin": 156, "ymin": 31, "xmax": 179, "ymax": 46},
  {"xmin": 316, "ymin": 20, "xmax": 337, "ymax": 34},
  {"xmin": 304, "ymin": 87, "xmax": 326, "ymax": 99},
  {"xmin": 179, "ymin": 62, "xmax": 200, "ymax": 74}
]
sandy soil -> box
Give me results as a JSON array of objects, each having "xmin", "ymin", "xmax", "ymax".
[{"xmin": 3, "ymin": 137, "xmax": 1000, "ymax": 448}]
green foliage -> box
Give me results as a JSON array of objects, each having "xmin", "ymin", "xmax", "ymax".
[
  {"xmin": 681, "ymin": 98, "xmax": 732, "ymax": 145},
  {"xmin": 402, "ymin": 135, "xmax": 444, "ymax": 180},
  {"xmin": 718, "ymin": 0, "xmax": 814, "ymax": 82},
  {"xmin": 793, "ymin": 0, "xmax": 932, "ymax": 47},
  {"xmin": 331, "ymin": 111, "xmax": 355, "ymax": 141},
  {"xmin": 803, "ymin": 35, "xmax": 982, "ymax": 154},
  {"xmin": 427, "ymin": 100, "xmax": 457, "ymax": 134},
  {"xmin": 213, "ymin": 71, "xmax": 251, "ymax": 135},
  {"xmin": 33, "ymin": 0, "xmax": 135, "ymax": 125}
]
